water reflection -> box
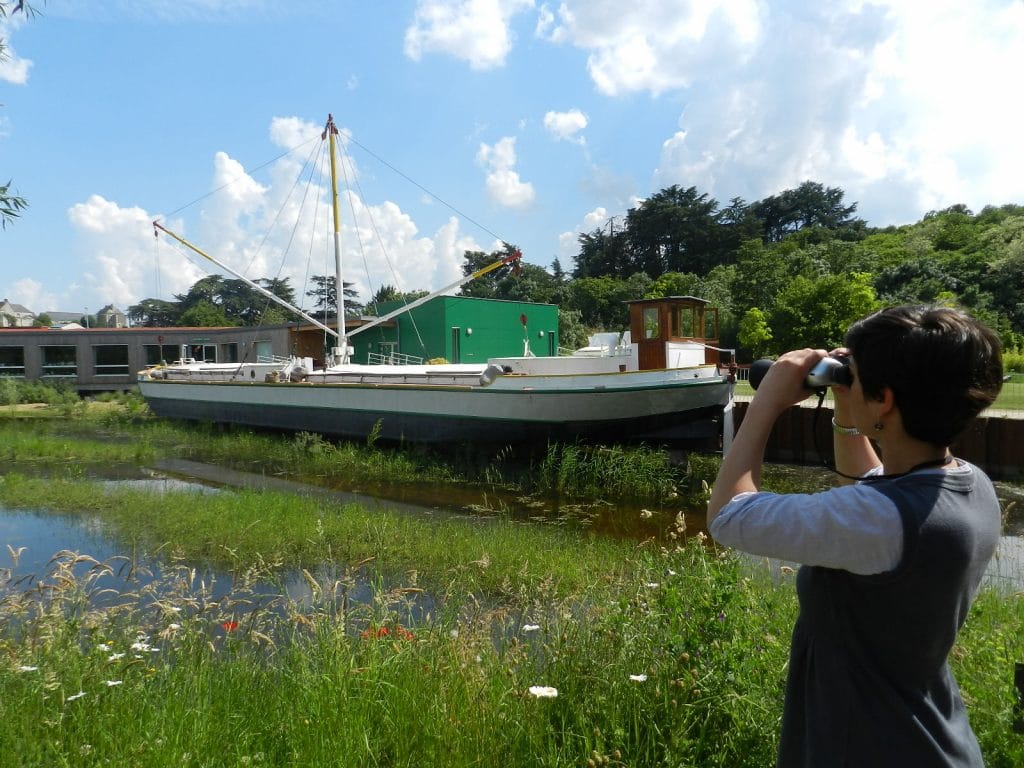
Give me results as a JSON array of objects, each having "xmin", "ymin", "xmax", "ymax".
[{"xmin": 2, "ymin": 458, "xmax": 1021, "ymax": 596}]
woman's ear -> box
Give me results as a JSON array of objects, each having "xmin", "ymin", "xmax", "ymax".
[{"xmin": 877, "ymin": 386, "xmax": 896, "ymax": 416}]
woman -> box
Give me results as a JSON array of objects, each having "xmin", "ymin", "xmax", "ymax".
[{"xmin": 707, "ymin": 306, "xmax": 1004, "ymax": 767}]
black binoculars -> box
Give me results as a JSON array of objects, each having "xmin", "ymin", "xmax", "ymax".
[{"xmin": 749, "ymin": 354, "xmax": 853, "ymax": 392}]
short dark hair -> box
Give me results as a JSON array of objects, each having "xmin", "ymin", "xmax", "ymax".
[{"xmin": 845, "ymin": 305, "xmax": 1003, "ymax": 447}]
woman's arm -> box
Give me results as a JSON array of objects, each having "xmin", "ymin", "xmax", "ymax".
[{"xmin": 707, "ymin": 349, "xmax": 823, "ymax": 524}]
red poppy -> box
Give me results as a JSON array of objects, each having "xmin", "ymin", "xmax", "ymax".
[{"xmin": 221, "ymin": 620, "xmax": 239, "ymax": 632}]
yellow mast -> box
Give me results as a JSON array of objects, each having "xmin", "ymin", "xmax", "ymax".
[{"xmin": 322, "ymin": 114, "xmax": 350, "ymax": 364}]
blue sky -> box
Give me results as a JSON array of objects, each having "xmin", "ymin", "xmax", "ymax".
[{"xmin": 2, "ymin": 0, "xmax": 1023, "ymax": 317}]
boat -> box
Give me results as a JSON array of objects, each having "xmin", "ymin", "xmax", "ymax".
[{"xmin": 138, "ymin": 115, "xmax": 735, "ymax": 447}]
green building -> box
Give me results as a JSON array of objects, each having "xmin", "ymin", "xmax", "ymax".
[{"xmin": 359, "ymin": 295, "xmax": 559, "ymax": 364}]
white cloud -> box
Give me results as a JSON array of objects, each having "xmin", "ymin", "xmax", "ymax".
[
  {"xmin": 539, "ymin": 0, "xmax": 1020, "ymax": 225},
  {"xmin": 543, "ymin": 109, "xmax": 588, "ymax": 144},
  {"xmin": 8, "ymin": 278, "xmax": 56, "ymax": 314},
  {"xmin": 62, "ymin": 115, "xmax": 488, "ymax": 312},
  {"xmin": 67, "ymin": 195, "xmax": 203, "ymax": 310},
  {"xmin": 543, "ymin": 0, "xmax": 763, "ymax": 96},
  {"xmin": 404, "ymin": 0, "xmax": 535, "ymax": 70},
  {"xmin": 0, "ymin": 14, "xmax": 33, "ymax": 84},
  {"xmin": 476, "ymin": 136, "xmax": 536, "ymax": 208},
  {"xmin": 557, "ymin": 205, "xmax": 610, "ymax": 265}
]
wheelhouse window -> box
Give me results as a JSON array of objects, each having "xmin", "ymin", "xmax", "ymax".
[
  {"xmin": 94, "ymin": 344, "xmax": 130, "ymax": 376},
  {"xmin": 703, "ymin": 308, "xmax": 719, "ymax": 340},
  {"xmin": 41, "ymin": 346, "xmax": 77, "ymax": 377},
  {"xmin": 0, "ymin": 346, "xmax": 25, "ymax": 377},
  {"xmin": 673, "ymin": 306, "xmax": 695, "ymax": 338},
  {"xmin": 643, "ymin": 307, "xmax": 660, "ymax": 339}
]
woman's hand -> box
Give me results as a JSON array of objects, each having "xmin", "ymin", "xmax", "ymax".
[{"xmin": 751, "ymin": 348, "xmax": 827, "ymax": 414}]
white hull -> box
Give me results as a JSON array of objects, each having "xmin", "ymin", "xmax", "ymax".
[{"xmin": 138, "ymin": 362, "xmax": 733, "ymax": 445}]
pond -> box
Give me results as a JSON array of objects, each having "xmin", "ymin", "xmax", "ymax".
[{"xmin": 2, "ymin": 460, "xmax": 1022, "ymax": 595}]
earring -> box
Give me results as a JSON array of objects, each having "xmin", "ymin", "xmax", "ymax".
[{"xmin": 874, "ymin": 422, "xmax": 884, "ymax": 432}]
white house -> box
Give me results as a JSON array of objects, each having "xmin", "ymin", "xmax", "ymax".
[{"xmin": 0, "ymin": 298, "xmax": 36, "ymax": 328}]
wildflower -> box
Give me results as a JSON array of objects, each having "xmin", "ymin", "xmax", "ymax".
[
  {"xmin": 18, "ymin": 665, "xmax": 38, "ymax": 672},
  {"xmin": 107, "ymin": 653, "xmax": 126, "ymax": 662},
  {"xmin": 360, "ymin": 626, "xmax": 389, "ymax": 640},
  {"xmin": 168, "ymin": 623, "xmax": 181, "ymax": 631},
  {"xmin": 221, "ymin": 620, "xmax": 239, "ymax": 632},
  {"xmin": 97, "ymin": 643, "xmax": 111, "ymax": 652},
  {"xmin": 629, "ymin": 674, "xmax": 648, "ymax": 682},
  {"xmin": 645, "ymin": 582, "xmax": 660, "ymax": 589},
  {"xmin": 67, "ymin": 691, "xmax": 87, "ymax": 702},
  {"xmin": 105, "ymin": 680, "xmax": 123, "ymax": 687},
  {"xmin": 528, "ymin": 686, "xmax": 558, "ymax": 698},
  {"xmin": 522, "ymin": 624, "xmax": 541, "ymax": 632},
  {"xmin": 640, "ymin": 509, "xmax": 654, "ymax": 519},
  {"xmin": 130, "ymin": 641, "xmax": 151, "ymax": 652},
  {"xmin": 448, "ymin": 629, "xmax": 459, "ymax": 639}
]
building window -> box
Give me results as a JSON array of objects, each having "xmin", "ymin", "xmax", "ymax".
[
  {"xmin": 186, "ymin": 344, "xmax": 217, "ymax": 362},
  {"xmin": 41, "ymin": 346, "xmax": 77, "ymax": 377},
  {"xmin": 218, "ymin": 342, "xmax": 240, "ymax": 363},
  {"xmin": 0, "ymin": 346, "xmax": 25, "ymax": 377},
  {"xmin": 94, "ymin": 345, "xmax": 130, "ymax": 376},
  {"xmin": 143, "ymin": 344, "xmax": 181, "ymax": 366}
]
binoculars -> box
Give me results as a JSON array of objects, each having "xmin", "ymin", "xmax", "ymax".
[{"xmin": 749, "ymin": 354, "xmax": 853, "ymax": 391}]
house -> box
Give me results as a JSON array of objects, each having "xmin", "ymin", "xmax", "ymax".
[
  {"xmin": 96, "ymin": 304, "xmax": 128, "ymax": 328},
  {"xmin": 0, "ymin": 299, "xmax": 36, "ymax": 328}
]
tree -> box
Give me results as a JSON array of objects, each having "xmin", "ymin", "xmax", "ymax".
[
  {"xmin": 1, "ymin": 2, "xmax": 36, "ymax": 229},
  {"xmin": 179, "ymin": 300, "xmax": 233, "ymax": 328},
  {"xmin": 626, "ymin": 185, "xmax": 724, "ymax": 276},
  {"xmin": 306, "ymin": 275, "xmax": 361, "ymax": 318},
  {"xmin": 457, "ymin": 243, "xmax": 529, "ymax": 300},
  {"xmin": 573, "ymin": 223, "xmax": 631, "ymax": 278},
  {"xmin": 0, "ymin": 180, "xmax": 26, "ymax": 230},
  {"xmin": 749, "ymin": 181, "xmax": 862, "ymax": 243},
  {"xmin": 768, "ymin": 272, "xmax": 878, "ymax": 352},
  {"xmin": 738, "ymin": 307, "xmax": 773, "ymax": 360},
  {"xmin": 128, "ymin": 298, "xmax": 181, "ymax": 327}
]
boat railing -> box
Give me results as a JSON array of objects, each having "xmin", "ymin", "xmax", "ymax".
[
  {"xmin": 256, "ymin": 355, "xmax": 293, "ymax": 365},
  {"xmin": 366, "ymin": 351, "xmax": 425, "ymax": 366}
]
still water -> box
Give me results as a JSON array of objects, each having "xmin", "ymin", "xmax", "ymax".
[{"xmin": 1, "ymin": 460, "xmax": 1022, "ymax": 594}]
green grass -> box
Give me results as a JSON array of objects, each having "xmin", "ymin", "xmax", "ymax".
[{"xmin": 1, "ymin": 474, "xmax": 1022, "ymax": 767}]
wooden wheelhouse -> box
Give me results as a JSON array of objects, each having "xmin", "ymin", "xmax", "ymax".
[{"xmin": 627, "ymin": 296, "xmax": 722, "ymax": 371}]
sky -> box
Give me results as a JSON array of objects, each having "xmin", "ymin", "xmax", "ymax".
[{"xmin": 2, "ymin": 0, "xmax": 1023, "ymax": 318}]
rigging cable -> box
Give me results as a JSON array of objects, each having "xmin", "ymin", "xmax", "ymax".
[{"xmin": 338, "ymin": 138, "xmax": 431, "ymax": 359}]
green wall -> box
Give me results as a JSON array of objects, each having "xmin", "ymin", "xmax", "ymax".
[{"xmin": 375, "ymin": 296, "xmax": 559, "ymax": 363}]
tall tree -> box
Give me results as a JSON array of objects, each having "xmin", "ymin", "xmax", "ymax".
[
  {"xmin": 626, "ymin": 185, "xmax": 725, "ymax": 276},
  {"xmin": 128, "ymin": 298, "xmax": 181, "ymax": 327},
  {"xmin": 306, "ymin": 275, "xmax": 361, "ymax": 318},
  {"xmin": 457, "ymin": 243, "xmax": 526, "ymax": 299},
  {"xmin": 749, "ymin": 181, "xmax": 863, "ymax": 243}
]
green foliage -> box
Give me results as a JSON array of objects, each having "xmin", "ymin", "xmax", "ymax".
[
  {"xmin": 0, "ymin": 178, "xmax": 28, "ymax": 230},
  {"xmin": 768, "ymin": 272, "xmax": 878, "ymax": 352},
  {"xmin": 738, "ymin": 307, "xmax": 773, "ymax": 360}
]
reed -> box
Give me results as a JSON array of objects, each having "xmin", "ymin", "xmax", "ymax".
[{"xmin": 2, "ymin": 523, "xmax": 1020, "ymax": 767}]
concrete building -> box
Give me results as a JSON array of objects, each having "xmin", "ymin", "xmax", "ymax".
[{"xmin": 0, "ymin": 296, "xmax": 561, "ymax": 393}]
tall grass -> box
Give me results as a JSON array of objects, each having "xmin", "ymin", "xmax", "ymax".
[
  {"xmin": 2, "ymin": 522, "xmax": 1020, "ymax": 767},
  {"xmin": 1, "ymin": 473, "xmax": 1022, "ymax": 766},
  {"xmin": 0, "ymin": 408, "xmax": 713, "ymax": 508}
]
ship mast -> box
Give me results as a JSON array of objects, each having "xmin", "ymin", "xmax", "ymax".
[{"xmin": 323, "ymin": 114, "xmax": 351, "ymax": 365}]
